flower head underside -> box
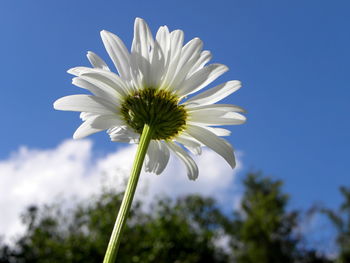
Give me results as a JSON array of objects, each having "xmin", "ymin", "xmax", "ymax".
[
  {"xmin": 54, "ymin": 18, "xmax": 246, "ymax": 180},
  {"xmin": 121, "ymin": 88, "xmax": 187, "ymax": 140}
]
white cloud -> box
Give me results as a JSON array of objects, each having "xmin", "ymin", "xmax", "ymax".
[{"xmin": 0, "ymin": 139, "xmax": 242, "ymax": 242}]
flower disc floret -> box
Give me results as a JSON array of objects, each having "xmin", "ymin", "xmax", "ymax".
[{"xmin": 121, "ymin": 88, "xmax": 187, "ymax": 140}]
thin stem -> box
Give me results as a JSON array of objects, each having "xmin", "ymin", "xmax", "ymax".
[{"xmin": 103, "ymin": 124, "xmax": 153, "ymax": 263}]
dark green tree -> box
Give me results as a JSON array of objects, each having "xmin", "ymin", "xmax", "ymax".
[
  {"xmin": 0, "ymin": 238, "xmax": 12, "ymax": 263},
  {"xmin": 230, "ymin": 173, "xmax": 332, "ymax": 263},
  {"xmin": 231, "ymin": 172, "xmax": 308, "ymax": 263},
  {"xmin": 0, "ymin": 172, "xmax": 334, "ymax": 263},
  {"xmin": 322, "ymin": 186, "xmax": 350, "ymax": 263},
  {"xmin": 2, "ymin": 191, "xmax": 229, "ymax": 263}
]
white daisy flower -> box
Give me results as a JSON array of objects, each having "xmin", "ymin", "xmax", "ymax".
[{"xmin": 54, "ymin": 17, "xmax": 246, "ymax": 180}]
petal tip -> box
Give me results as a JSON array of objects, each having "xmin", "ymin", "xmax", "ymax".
[
  {"xmin": 67, "ymin": 68, "xmax": 78, "ymax": 75},
  {"xmin": 230, "ymin": 159, "xmax": 236, "ymax": 169},
  {"xmin": 100, "ymin": 29, "xmax": 108, "ymax": 35},
  {"xmin": 135, "ymin": 17, "xmax": 145, "ymax": 23},
  {"xmin": 221, "ymin": 64, "xmax": 229, "ymax": 72},
  {"xmin": 53, "ymin": 99, "xmax": 62, "ymax": 110},
  {"xmin": 189, "ymin": 175, "xmax": 198, "ymax": 181},
  {"xmin": 228, "ymin": 152, "xmax": 236, "ymax": 169},
  {"xmin": 73, "ymin": 132, "xmax": 84, "ymax": 140},
  {"xmin": 100, "ymin": 30, "xmax": 111, "ymax": 40}
]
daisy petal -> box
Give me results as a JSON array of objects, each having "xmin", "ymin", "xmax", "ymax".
[
  {"xmin": 155, "ymin": 141, "xmax": 170, "ymax": 174},
  {"xmin": 169, "ymin": 38, "xmax": 203, "ymax": 88},
  {"xmin": 132, "ymin": 18, "xmax": 153, "ymax": 62},
  {"xmin": 188, "ymin": 107, "xmax": 246, "ymax": 126},
  {"xmin": 161, "ymin": 30, "xmax": 184, "ymax": 87},
  {"xmin": 187, "ymin": 104, "xmax": 247, "ymax": 113},
  {"xmin": 149, "ymin": 40, "xmax": 165, "ymax": 87},
  {"xmin": 186, "ymin": 125, "xmax": 236, "ymax": 168},
  {"xmin": 108, "ymin": 126, "xmax": 139, "ymax": 143},
  {"xmin": 68, "ymin": 67, "xmax": 131, "ymax": 96},
  {"xmin": 169, "ymin": 30, "xmax": 184, "ymax": 57},
  {"xmin": 185, "ymin": 80, "xmax": 242, "ymax": 106},
  {"xmin": 166, "ymin": 141, "xmax": 198, "ymax": 180},
  {"xmin": 145, "ymin": 141, "xmax": 170, "ymax": 175},
  {"xmin": 183, "ymin": 124, "xmax": 232, "ymax": 137},
  {"xmin": 156, "ymin": 26, "xmax": 170, "ymax": 65},
  {"xmin": 130, "ymin": 51, "xmax": 152, "ymax": 87},
  {"xmin": 202, "ymin": 127, "xmax": 231, "ymax": 136},
  {"xmin": 53, "ymin": 95, "xmax": 117, "ymax": 114},
  {"xmin": 90, "ymin": 114, "xmax": 123, "ymax": 128},
  {"xmin": 80, "ymin": 112, "xmax": 98, "ymax": 121},
  {"xmin": 175, "ymin": 135, "xmax": 202, "ymax": 155},
  {"xmin": 178, "ymin": 64, "xmax": 228, "ymax": 97},
  {"xmin": 78, "ymin": 74, "xmax": 127, "ymax": 98},
  {"xmin": 131, "ymin": 18, "xmax": 154, "ymax": 86},
  {"xmin": 73, "ymin": 119, "xmax": 104, "ymax": 139},
  {"xmin": 72, "ymin": 77, "xmax": 121, "ymax": 104},
  {"xmin": 100, "ymin": 30, "xmax": 131, "ymax": 80},
  {"xmin": 73, "ymin": 115, "xmax": 122, "ymax": 139},
  {"xmin": 67, "ymin": 66, "xmax": 87, "ymax": 76},
  {"xmin": 87, "ymin": 51, "xmax": 110, "ymax": 71},
  {"xmin": 188, "ymin": 50, "xmax": 212, "ymax": 76},
  {"xmin": 145, "ymin": 141, "xmax": 159, "ymax": 173}
]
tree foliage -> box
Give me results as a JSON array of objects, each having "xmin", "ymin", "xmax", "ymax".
[
  {"xmin": 0, "ymin": 172, "xmax": 335, "ymax": 263},
  {"xmin": 323, "ymin": 186, "xmax": 350, "ymax": 263},
  {"xmin": 1, "ymin": 192, "xmax": 228, "ymax": 263},
  {"xmin": 231, "ymin": 172, "xmax": 299, "ymax": 263}
]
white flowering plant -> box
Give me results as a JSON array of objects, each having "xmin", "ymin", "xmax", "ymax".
[{"xmin": 54, "ymin": 18, "xmax": 246, "ymax": 262}]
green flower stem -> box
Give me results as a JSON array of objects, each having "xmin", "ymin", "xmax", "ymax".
[{"xmin": 103, "ymin": 124, "xmax": 153, "ymax": 263}]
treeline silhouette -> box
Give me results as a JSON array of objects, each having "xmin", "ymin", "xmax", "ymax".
[{"xmin": 0, "ymin": 172, "xmax": 348, "ymax": 263}]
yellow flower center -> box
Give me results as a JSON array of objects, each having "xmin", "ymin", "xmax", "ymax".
[{"xmin": 121, "ymin": 88, "xmax": 187, "ymax": 140}]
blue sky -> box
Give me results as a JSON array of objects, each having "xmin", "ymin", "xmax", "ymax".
[{"xmin": 1, "ymin": 0, "xmax": 349, "ymax": 218}]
